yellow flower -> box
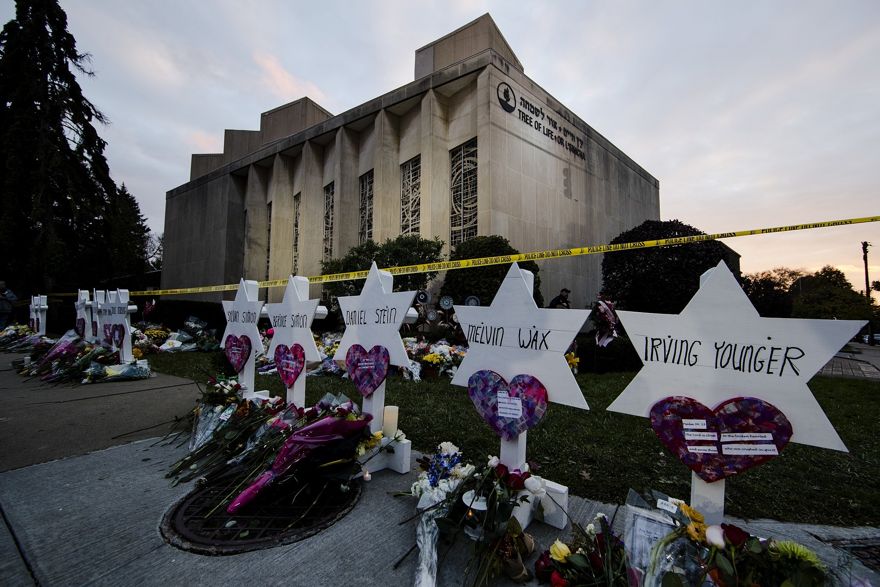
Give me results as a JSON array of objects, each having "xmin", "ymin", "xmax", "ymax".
[
  {"xmin": 686, "ymin": 521, "xmax": 707, "ymax": 543},
  {"xmin": 132, "ymin": 347, "xmax": 143, "ymax": 359},
  {"xmin": 565, "ymin": 352, "xmax": 579, "ymax": 368},
  {"xmin": 678, "ymin": 503, "xmax": 705, "ymax": 524},
  {"xmin": 549, "ymin": 539, "xmax": 571, "ymax": 562}
]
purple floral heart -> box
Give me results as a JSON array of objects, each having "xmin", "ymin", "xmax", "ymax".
[
  {"xmin": 112, "ymin": 324, "xmax": 126, "ymax": 347},
  {"xmin": 75, "ymin": 318, "xmax": 86, "ymax": 338},
  {"xmin": 275, "ymin": 343, "xmax": 306, "ymax": 388},
  {"xmin": 650, "ymin": 396, "xmax": 793, "ymax": 483},
  {"xmin": 345, "ymin": 345, "xmax": 390, "ymax": 398},
  {"xmin": 224, "ymin": 334, "xmax": 252, "ymax": 373},
  {"xmin": 467, "ymin": 370, "xmax": 549, "ymax": 441},
  {"xmin": 103, "ymin": 324, "xmax": 113, "ymax": 345}
]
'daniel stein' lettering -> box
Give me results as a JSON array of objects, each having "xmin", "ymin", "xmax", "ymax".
[{"xmin": 374, "ymin": 306, "xmax": 397, "ymax": 324}]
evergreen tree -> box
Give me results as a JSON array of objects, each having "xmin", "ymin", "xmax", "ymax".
[
  {"xmin": 0, "ymin": 0, "xmax": 146, "ymax": 293},
  {"xmin": 106, "ymin": 183, "xmax": 150, "ymax": 277}
]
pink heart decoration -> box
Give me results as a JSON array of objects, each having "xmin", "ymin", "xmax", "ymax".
[
  {"xmin": 345, "ymin": 345, "xmax": 390, "ymax": 397},
  {"xmin": 650, "ymin": 396, "xmax": 793, "ymax": 483},
  {"xmin": 112, "ymin": 324, "xmax": 126, "ymax": 347},
  {"xmin": 275, "ymin": 344, "xmax": 306, "ymax": 388},
  {"xmin": 103, "ymin": 324, "xmax": 113, "ymax": 345},
  {"xmin": 224, "ymin": 334, "xmax": 252, "ymax": 373},
  {"xmin": 467, "ymin": 370, "xmax": 549, "ymax": 441},
  {"xmin": 74, "ymin": 318, "xmax": 86, "ymax": 338}
]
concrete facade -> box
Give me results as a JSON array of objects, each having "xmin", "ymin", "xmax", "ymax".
[{"xmin": 163, "ymin": 14, "xmax": 660, "ymax": 305}]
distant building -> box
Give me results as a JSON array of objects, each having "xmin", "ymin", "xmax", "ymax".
[{"xmin": 162, "ymin": 14, "xmax": 660, "ymax": 306}]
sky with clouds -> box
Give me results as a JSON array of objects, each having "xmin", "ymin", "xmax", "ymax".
[{"xmin": 3, "ymin": 0, "xmax": 878, "ymax": 295}]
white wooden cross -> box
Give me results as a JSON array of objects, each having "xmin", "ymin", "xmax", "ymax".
[
  {"xmin": 333, "ymin": 263, "xmax": 418, "ymax": 475},
  {"xmin": 452, "ymin": 263, "xmax": 591, "ymax": 530},
  {"xmin": 98, "ymin": 289, "xmax": 138, "ymax": 362},
  {"xmin": 607, "ymin": 262, "xmax": 865, "ymax": 523},
  {"xmin": 264, "ymin": 275, "xmax": 327, "ymax": 407},
  {"xmin": 29, "ymin": 295, "xmax": 48, "ymax": 336},
  {"xmin": 91, "ymin": 289, "xmax": 106, "ymax": 344},
  {"xmin": 74, "ymin": 290, "xmax": 96, "ymax": 342}
]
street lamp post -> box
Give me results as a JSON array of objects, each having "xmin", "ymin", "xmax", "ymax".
[{"xmin": 863, "ymin": 241, "xmax": 875, "ymax": 346}]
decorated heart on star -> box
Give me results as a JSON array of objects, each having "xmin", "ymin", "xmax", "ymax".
[
  {"xmin": 103, "ymin": 324, "xmax": 113, "ymax": 345},
  {"xmin": 345, "ymin": 344, "xmax": 390, "ymax": 397},
  {"xmin": 75, "ymin": 318, "xmax": 86, "ymax": 338},
  {"xmin": 224, "ymin": 334, "xmax": 253, "ymax": 373},
  {"xmin": 467, "ymin": 370, "xmax": 549, "ymax": 441},
  {"xmin": 650, "ymin": 396, "xmax": 793, "ymax": 483},
  {"xmin": 275, "ymin": 344, "xmax": 306, "ymax": 388},
  {"xmin": 112, "ymin": 324, "xmax": 126, "ymax": 347}
]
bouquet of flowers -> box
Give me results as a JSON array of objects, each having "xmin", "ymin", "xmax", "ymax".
[
  {"xmin": 646, "ymin": 501, "xmax": 827, "ymax": 586},
  {"xmin": 401, "ymin": 445, "xmax": 542, "ymax": 587},
  {"xmin": 535, "ymin": 513, "xmax": 632, "ymax": 586}
]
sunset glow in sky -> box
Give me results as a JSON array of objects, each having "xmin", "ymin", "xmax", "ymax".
[{"xmin": 4, "ymin": 1, "xmax": 877, "ymax": 296}]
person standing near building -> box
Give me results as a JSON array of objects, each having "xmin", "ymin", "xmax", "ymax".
[
  {"xmin": 548, "ymin": 288, "xmax": 571, "ymax": 309},
  {"xmin": 0, "ymin": 281, "xmax": 17, "ymax": 328}
]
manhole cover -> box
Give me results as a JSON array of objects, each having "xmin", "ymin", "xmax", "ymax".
[{"xmin": 161, "ymin": 465, "xmax": 362, "ymax": 555}]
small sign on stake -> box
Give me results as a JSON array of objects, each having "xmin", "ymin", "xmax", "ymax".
[
  {"xmin": 333, "ymin": 263, "xmax": 416, "ymax": 475},
  {"xmin": 29, "ymin": 295, "xmax": 48, "ymax": 336},
  {"xmin": 607, "ymin": 261, "xmax": 866, "ymax": 524},
  {"xmin": 453, "ymin": 263, "xmax": 591, "ymax": 530},
  {"xmin": 220, "ymin": 280, "xmax": 264, "ymax": 394},
  {"xmin": 264, "ymin": 275, "xmax": 327, "ymax": 407}
]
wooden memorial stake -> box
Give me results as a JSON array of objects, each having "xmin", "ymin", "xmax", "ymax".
[
  {"xmin": 333, "ymin": 263, "xmax": 417, "ymax": 475},
  {"xmin": 92, "ymin": 289, "xmax": 106, "ymax": 344},
  {"xmin": 221, "ymin": 280, "xmax": 264, "ymax": 395},
  {"xmin": 264, "ymin": 276, "xmax": 327, "ymax": 407},
  {"xmin": 99, "ymin": 289, "xmax": 138, "ymax": 362},
  {"xmin": 453, "ymin": 264, "xmax": 591, "ymax": 531},
  {"xmin": 74, "ymin": 290, "xmax": 95, "ymax": 341},
  {"xmin": 606, "ymin": 262, "xmax": 866, "ymax": 525},
  {"xmin": 691, "ymin": 473, "xmax": 725, "ymax": 525},
  {"xmin": 30, "ymin": 295, "xmax": 48, "ymax": 335}
]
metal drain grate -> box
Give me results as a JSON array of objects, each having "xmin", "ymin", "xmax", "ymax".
[{"xmin": 161, "ymin": 465, "xmax": 362, "ymax": 555}]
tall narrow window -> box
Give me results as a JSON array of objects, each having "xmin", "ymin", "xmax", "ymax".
[
  {"xmin": 358, "ymin": 170, "xmax": 374, "ymax": 244},
  {"xmin": 450, "ymin": 138, "xmax": 478, "ymax": 246},
  {"xmin": 265, "ymin": 202, "xmax": 272, "ymax": 280},
  {"xmin": 292, "ymin": 193, "xmax": 301, "ymax": 274},
  {"xmin": 400, "ymin": 155, "xmax": 421, "ymax": 235},
  {"xmin": 323, "ymin": 182, "xmax": 335, "ymax": 262}
]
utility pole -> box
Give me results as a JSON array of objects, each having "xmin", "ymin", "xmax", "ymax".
[{"xmin": 863, "ymin": 241, "xmax": 875, "ymax": 346}]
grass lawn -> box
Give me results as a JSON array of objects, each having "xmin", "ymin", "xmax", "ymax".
[{"xmin": 150, "ymin": 352, "xmax": 880, "ymax": 527}]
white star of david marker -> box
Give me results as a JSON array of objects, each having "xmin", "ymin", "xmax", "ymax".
[
  {"xmin": 607, "ymin": 261, "xmax": 866, "ymax": 452},
  {"xmin": 333, "ymin": 263, "xmax": 416, "ymax": 367},
  {"xmin": 451, "ymin": 263, "xmax": 591, "ymax": 409},
  {"xmin": 221, "ymin": 279, "xmax": 264, "ymax": 353},
  {"xmin": 265, "ymin": 276, "xmax": 322, "ymax": 362}
]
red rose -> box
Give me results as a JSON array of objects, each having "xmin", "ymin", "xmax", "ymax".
[
  {"xmin": 550, "ymin": 570, "xmax": 570, "ymax": 587},
  {"xmin": 721, "ymin": 523, "xmax": 749, "ymax": 548},
  {"xmin": 507, "ymin": 471, "xmax": 530, "ymax": 490},
  {"xmin": 495, "ymin": 463, "xmax": 509, "ymax": 478},
  {"xmin": 534, "ymin": 551, "xmax": 553, "ymax": 583}
]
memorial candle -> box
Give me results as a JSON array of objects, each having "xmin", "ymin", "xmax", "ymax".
[{"xmin": 382, "ymin": 405, "xmax": 399, "ymax": 438}]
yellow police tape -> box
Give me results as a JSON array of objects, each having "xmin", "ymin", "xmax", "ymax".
[{"xmin": 69, "ymin": 214, "xmax": 878, "ymax": 298}]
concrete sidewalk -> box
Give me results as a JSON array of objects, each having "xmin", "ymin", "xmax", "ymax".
[
  {"xmin": 821, "ymin": 343, "xmax": 880, "ymax": 381},
  {"xmin": 0, "ymin": 352, "xmax": 877, "ymax": 586}
]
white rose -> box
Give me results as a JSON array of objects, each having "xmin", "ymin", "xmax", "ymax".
[
  {"xmin": 706, "ymin": 525, "xmax": 726, "ymax": 548},
  {"xmin": 487, "ymin": 455, "xmax": 500, "ymax": 468}
]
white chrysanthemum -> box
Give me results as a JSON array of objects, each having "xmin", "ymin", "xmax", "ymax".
[{"xmin": 438, "ymin": 441, "xmax": 459, "ymax": 456}]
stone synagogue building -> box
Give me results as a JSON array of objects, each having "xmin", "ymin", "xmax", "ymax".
[{"xmin": 162, "ymin": 14, "xmax": 660, "ymax": 306}]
